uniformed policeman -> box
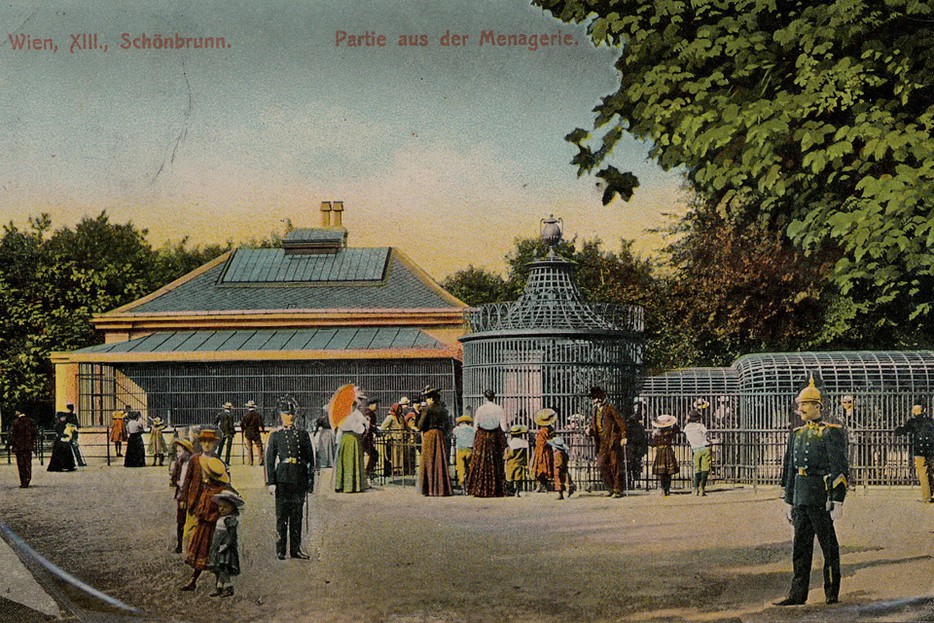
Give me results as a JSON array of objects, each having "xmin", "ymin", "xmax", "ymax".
[
  {"xmin": 774, "ymin": 377, "xmax": 849, "ymax": 606},
  {"xmin": 266, "ymin": 409, "xmax": 315, "ymax": 560}
]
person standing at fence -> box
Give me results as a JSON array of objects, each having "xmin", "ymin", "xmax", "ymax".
[
  {"xmin": 110, "ymin": 406, "xmax": 129, "ymax": 457},
  {"xmin": 381, "ymin": 399, "xmax": 410, "ymax": 476},
  {"xmin": 588, "ymin": 386, "xmax": 628, "ymax": 498},
  {"xmin": 683, "ymin": 411, "xmax": 712, "ymax": 496},
  {"xmin": 466, "ymin": 389, "xmax": 507, "ymax": 498},
  {"xmin": 170, "ymin": 439, "xmax": 194, "ymax": 554},
  {"xmin": 895, "ymin": 400, "xmax": 934, "ymax": 504},
  {"xmin": 774, "ymin": 377, "xmax": 848, "ymax": 607},
  {"xmin": 266, "ymin": 408, "xmax": 315, "ymax": 559},
  {"xmin": 650, "ymin": 414, "xmax": 680, "ymax": 496},
  {"xmin": 625, "ymin": 406, "xmax": 648, "ymax": 490},
  {"xmin": 362, "ymin": 398, "xmax": 381, "ymax": 481},
  {"xmin": 505, "ymin": 425, "xmax": 529, "ymax": 497},
  {"xmin": 10, "ymin": 410, "xmax": 38, "ymax": 488},
  {"xmin": 452, "ymin": 414, "xmax": 475, "ymax": 492},
  {"xmin": 532, "ymin": 409, "xmax": 556, "ymax": 493},
  {"xmin": 548, "ymin": 433, "xmax": 573, "ymax": 500},
  {"xmin": 215, "ymin": 402, "xmax": 236, "ymax": 465},
  {"xmin": 63, "ymin": 404, "xmax": 86, "ymax": 467},
  {"xmin": 417, "ymin": 386, "xmax": 453, "ymax": 497},
  {"xmin": 240, "ymin": 401, "xmax": 266, "ymax": 467},
  {"xmin": 124, "ymin": 410, "xmax": 147, "ymax": 468}
]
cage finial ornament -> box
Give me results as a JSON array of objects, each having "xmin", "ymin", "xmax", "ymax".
[{"xmin": 540, "ymin": 215, "xmax": 563, "ymax": 258}]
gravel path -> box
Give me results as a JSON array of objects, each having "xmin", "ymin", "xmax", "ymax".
[{"xmin": 0, "ymin": 461, "xmax": 932, "ymax": 622}]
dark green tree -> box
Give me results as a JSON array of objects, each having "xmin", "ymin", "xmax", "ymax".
[
  {"xmin": 441, "ymin": 266, "xmax": 509, "ymax": 306},
  {"xmin": 533, "ymin": 0, "xmax": 934, "ymax": 336}
]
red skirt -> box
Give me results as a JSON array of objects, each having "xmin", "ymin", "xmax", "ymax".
[
  {"xmin": 419, "ymin": 430, "xmax": 453, "ymax": 497},
  {"xmin": 466, "ymin": 428, "xmax": 506, "ymax": 497}
]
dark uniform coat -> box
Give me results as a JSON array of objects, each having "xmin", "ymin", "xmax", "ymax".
[
  {"xmin": 779, "ymin": 418, "xmax": 849, "ymax": 603},
  {"xmin": 265, "ymin": 426, "xmax": 315, "ymax": 557},
  {"xmin": 10, "ymin": 415, "xmax": 39, "ymax": 487}
]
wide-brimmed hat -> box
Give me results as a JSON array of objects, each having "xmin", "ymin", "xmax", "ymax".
[
  {"xmin": 693, "ymin": 398, "xmax": 710, "ymax": 409},
  {"xmin": 509, "ymin": 424, "xmax": 528, "ymax": 435},
  {"xmin": 173, "ymin": 439, "xmax": 195, "ymax": 454},
  {"xmin": 222, "ymin": 402, "xmax": 233, "ymax": 410},
  {"xmin": 534, "ymin": 408, "xmax": 557, "ymax": 427},
  {"xmin": 198, "ymin": 429, "xmax": 220, "ymax": 442},
  {"xmin": 548, "ymin": 436, "xmax": 569, "ymax": 454},
  {"xmin": 213, "ymin": 490, "xmax": 245, "ymax": 508},
  {"xmin": 244, "ymin": 400, "xmax": 258, "ymax": 409},
  {"xmin": 588, "ymin": 386, "xmax": 606, "ymax": 399},
  {"xmin": 201, "ymin": 457, "xmax": 230, "ymax": 484},
  {"xmin": 456, "ymin": 414, "xmax": 473, "ymax": 424},
  {"xmin": 421, "ymin": 385, "xmax": 440, "ymax": 399},
  {"xmin": 653, "ymin": 414, "xmax": 678, "ymax": 429},
  {"xmin": 399, "ymin": 396, "xmax": 411, "ymax": 405},
  {"xmin": 151, "ymin": 416, "xmax": 164, "ymax": 426}
]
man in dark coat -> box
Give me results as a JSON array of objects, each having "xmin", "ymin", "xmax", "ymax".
[
  {"xmin": 774, "ymin": 377, "xmax": 849, "ymax": 607},
  {"xmin": 266, "ymin": 410, "xmax": 315, "ymax": 560},
  {"xmin": 362, "ymin": 398, "xmax": 380, "ymax": 479},
  {"xmin": 625, "ymin": 403, "xmax": 648, "ymax": 490},
  {"xmin": 10, "ymin": 410, "xmax": 39, "ymax": 487},
  {"xmin": 240, "ymin": 401, "xmax": 266, "ymax": 466},
  {"xmin": 215, "ymin": 402, "xmax": 236, "ymax": 465},
  {"xmin": 895, "ymin": 400, "xmax": 934, "ymax": 503},
  {"xmin": 587, "ymin": 386, "xmax": 628, "ymax": 498}
]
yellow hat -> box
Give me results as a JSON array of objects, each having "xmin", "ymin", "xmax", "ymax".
[
  {"xmin": 796, "ymin": 376, "xmax": 822, "ymax": 404},
  {"xmin": 456, "ymin": 415, "xmax": 473, "ymax": 424},
  {"xmin": 201, "ymin": 457, "xmax": 230, "ymax": 484},
  {"xmin": 173, "ymin": 439, "xmax": 195, "ymax": 454}
]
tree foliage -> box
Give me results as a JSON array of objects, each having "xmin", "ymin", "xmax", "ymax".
[
  {"xmin": 0, "ymin": 212, "xmax": 228, "ymax": 421},
  {"xmin": 533, "ymin": 0, "xmax": 934, "ymax": 327}
]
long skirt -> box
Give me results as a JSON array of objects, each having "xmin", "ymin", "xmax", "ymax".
[
  {"xmin": 316, "ymin": 429, "xmax": 337, "ymax": 469},
  {"xmin": 334, "ymin": 432, "xmax": 366, "ymax": 493},
  {"xmin": 419, "ymin": 429, "xmax": 453, "ymax": 497},
  {"xmin": 124, "ymin": 432, "xmax": 146, "ymax": 467},
  {"xmin": 47, "ymin": 440, "xmax": 77, "ymax": 472},
  {"xmin": 466, "ymin": 428, "xmax": 506, "ymax": 497}
]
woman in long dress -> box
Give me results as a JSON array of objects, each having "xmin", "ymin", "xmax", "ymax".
[
  {"xmin": 334, "ymin": 399, "xmax": 367, "ymax": 493},
  {"xmin": 417, "ymin": 387, "xmax": 453, "ymax": 497},
  {"xmin": 313, "ymin": 413, "xmax": 337, "ymax": 469},
  {"xmin": 124, "ymin": 411, "xmax": 147, "ymax": 467},
  {"xmin": 47, "ymin": 415, "xmax": 78, "ymax": 472}
]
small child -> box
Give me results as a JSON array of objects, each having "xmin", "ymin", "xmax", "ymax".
[
  {"xmin": 169, "ymin": 439, "xmax": 195, "ymax": 554},
  {"xmin": 505, "ymin": 425, "xmax": 529, "ymax": 497},
  {"xmin": 452, "ymin": 414, "xmax": 476, "ymax": 493},
  {"xmin": 208, "ymin": 490, "xmax": 244, "ymax": 598},
  {"xmin": 547, "ymin": 434, "xmax": 574, "ymax": 500},
  {"xmin": 149, "ymin": 416, "xmax": 168, "ymax": 466}
]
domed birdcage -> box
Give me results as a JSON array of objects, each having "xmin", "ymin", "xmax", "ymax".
[{"xmin": 460, "ymin": 216, "xmax": 645, "ymax": 428}]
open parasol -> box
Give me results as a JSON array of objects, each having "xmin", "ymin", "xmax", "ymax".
[{"xmin": 327, "ymin": 383, "xmax": 359, "ymax": 430}]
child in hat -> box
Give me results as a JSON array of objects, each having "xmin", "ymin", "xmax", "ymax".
[
  {"xmin": 548, "ymin": 434, "xmax": 574, "ymax": 500},
  {"xmin": 181, "ymin": 457, "xmax": 234, "ymax": 591},
  {"xmin": 505, "ymin": 425, "xmax": 529, "ymax": 497},
  {"xmin": 650, "ymin": 415, "xmax": 680, "ymax": 496},
  {"xmin": 149, "ymin": 416, "xmax": 168, "ymax": 466},
  {"xmin": 208, "ymin": 490, "xmax": 244, "ymax": 597},
  {"xmin": 531, "ymin": 409, "xmax": 557, "ymax": 493},
  {"xmin": 453, "ymin": 414, "xmax": 476, "ymax": 493}
]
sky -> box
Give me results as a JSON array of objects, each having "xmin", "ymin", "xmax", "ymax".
[{"xmin": 0, "ymin": 0, "xmax": 689, "ymax": 279}]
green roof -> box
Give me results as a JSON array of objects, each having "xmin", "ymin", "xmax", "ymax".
[
  {"xmin": 220, "ymin": 248, "xmax": 389, "ymax": 283},
  {"xmin": 75, "ymin": 328, "xmax": 449, "ymax": 354}
]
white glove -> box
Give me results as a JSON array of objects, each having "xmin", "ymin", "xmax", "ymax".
[
  {"xmin": 783, "ymin": 502, "xmax": 793, "ymax": 524},
  {"xmin": 267, "ymin": 484, "xmax": 276, "ymax": 495},
  {"xmin": 830, "ymin": 502, "xmax": 843, "ymax": 522}
]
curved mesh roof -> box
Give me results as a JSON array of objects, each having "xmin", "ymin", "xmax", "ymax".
[
  {"xmin": 639, "ymin": 367, "xmax": 740, "ymax": 395},
  {"xmin": 733, "ymin": 351, "xmax": 934, "ymax": 393}
]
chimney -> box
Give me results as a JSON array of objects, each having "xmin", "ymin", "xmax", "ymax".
[
  {"xmin": 332, "ymin": 201, "xmax": 344, "ymax": 227},
  {"xmin": 320, "ymin": 201, "xmax": 332, "ymax": 227}
]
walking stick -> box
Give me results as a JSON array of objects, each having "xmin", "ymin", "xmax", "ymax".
[{"xmin": 622, "ymin": 440, "xmax": 629, "ymax": 497}]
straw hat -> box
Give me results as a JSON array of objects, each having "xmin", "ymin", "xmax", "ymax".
[
  {"xmin": 198, "ymin": 429, "xmax": 220, "ymax": 442},
  {"xmin": 653, "ymin": 414, "xmax": 678, "ymax": 429},
  {"xmin": 693, "ymin": 398, "xmax": 710, "ymax": 410},
  {"xmin": 548, "ymin": 436, "xmax": 569, "ymax": 454},
  {"xmin": 533, "ymin": 408, "xmax": 557, "ymax": 427},
  {"xmin": 398, "ymin": 396, "xmax": 411, "ymax": 405},
  {"xmin": 201, "ymin": 457, "xmax": 230, "ymax": 484},
  {"xmin": 244, "ymin": 400, "xmax": 258, "ymax": 409},
  {"xmin": 173, "ymin": 439, "xmax": 194, "ymax": 454},
  {"xmin": 223, "ymin": 402, "xmax": 234, "ymax": 410},
  {"xmin": 456, "ymin": 415, "xmax": 473, "ymax": 424},
  {"xmin": 509, "ymin": 424, "xmax": 528, "ymax": 435},
  {"xmin": 151, "ymin": 416, "xmax": 164, "ymax": 426}
]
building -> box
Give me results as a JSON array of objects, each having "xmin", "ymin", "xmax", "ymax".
[{"xmin": 51, "ymin": 202, "xmax": 467, "ymax": 428}]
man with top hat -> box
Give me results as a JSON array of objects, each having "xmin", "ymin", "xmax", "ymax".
[
  {"xmin": 215, "ymin": 402, "xmax": 236, "ymax": 465},
  {"xmin": 587, "ymin": 386, "xmax": 628, "ymax": 498},
  {"xmin": 266, "ymin": 408, "xmax": 315, "ymax": 560},
  {"xmin": 10, "ymin": 410, "xmax": 39, "ymax": 488},
  {"xmin": 240, "ymin": 400, "xmax": 266, "ymax": 466},
  {"xmin": 774, "ymin": 376, "xmax": 848, "ymax": 607}
]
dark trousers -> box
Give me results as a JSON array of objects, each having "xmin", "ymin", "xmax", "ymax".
[
  {"xmin": 790, "ymin": 505, "xmax": 841, "ymax": 602},
  {"xmin": 275, "ymin": 482, "xmax": 306, "ymax": 556},
  {"xmin": 597, "ymin": 446, "xmax": 626, "ymax": 493},
  {"xmin": 15, "ymin": 451, "xmax": 32, "ymax": 487},
  {"xmin": 219, "ymin": 435, "xmax": 234, "ymax": 465}
]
